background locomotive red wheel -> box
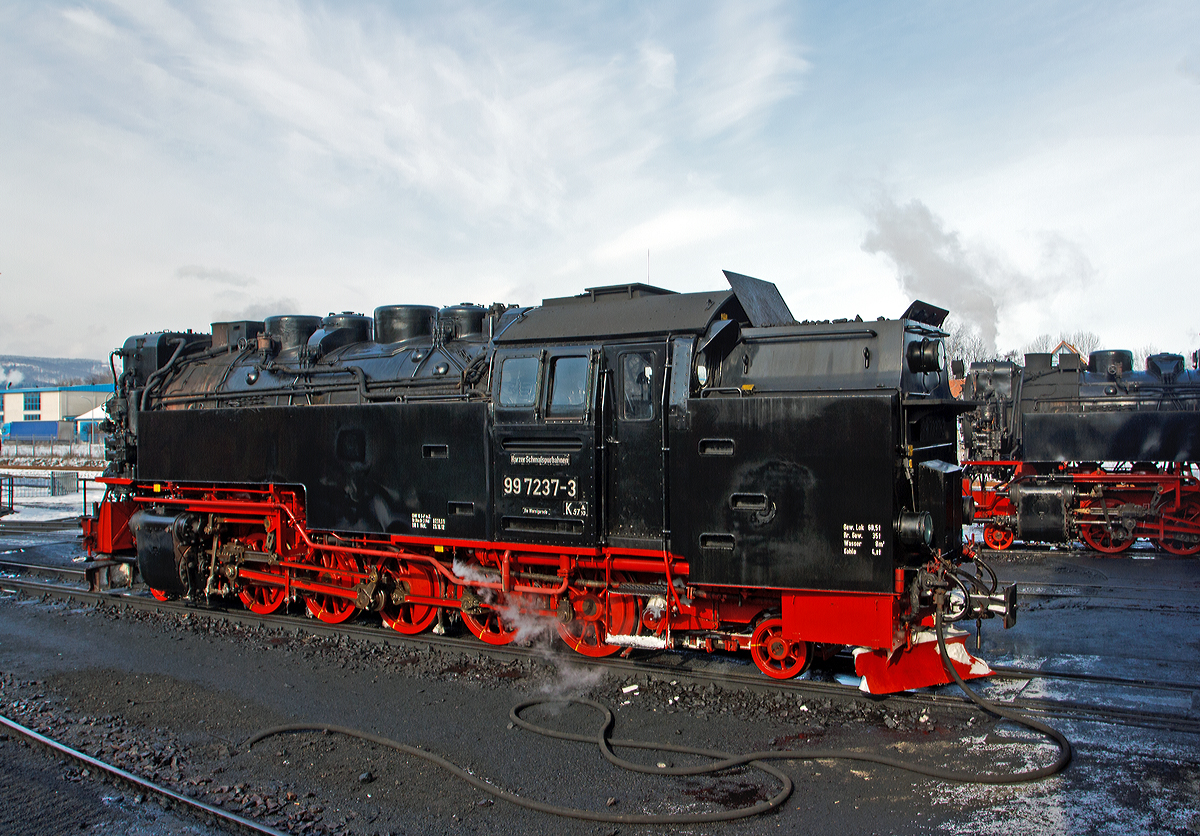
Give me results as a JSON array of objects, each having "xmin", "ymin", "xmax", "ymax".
[
  {"xmin": 983, "ymin": 525, "xmax": 1014, "ymax": 550},
  {"xmin": 149, "ymin": 588, "xmax": 172, "ymax": 602},
  {"xmin": 304, "ymin": 552, "xmax": 359, "ymax": 623},
  {"xmin": 461, "ymin": 605, "xmax": 520, "ymax": 645},
  {"xmin": 235, "ymin": 533, "xmax": 287, "ymax": 615},
  {"xmin": 749, "ymin": 617, "xmax": 810, "ymax": 680},
  {"xmin": 1080, "ymin": 501, "xmax": 1136, "ymax": 554},
  {"xmin": 556, "ymin": 572, "xmax": 638, "ymax": 657},
  {"xmin": 379, "ymin": 559, "xmax": 439, "ymax": 635},
  {"xmin": 1155, "ymin": 502, "xmax": 1200, "ymax": 556}
]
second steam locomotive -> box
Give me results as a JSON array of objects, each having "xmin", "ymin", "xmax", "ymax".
[
  {"xmin": 85, "ymin": 271, "xmax": 1014, "ymax": 692},
  {"xmin": 962, "ymin": 349, "xmax": 1200, "ymax": 554}
]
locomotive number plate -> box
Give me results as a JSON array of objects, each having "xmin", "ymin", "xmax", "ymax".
[{"xmin": 502, "ymin": 476, "xmax": 578, "ymax": 498}]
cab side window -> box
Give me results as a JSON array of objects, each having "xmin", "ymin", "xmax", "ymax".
[
  {"xmin": 621, "ymin": 352, "xmax": 655, "ymax": 420},
  {"xmin": 499, "ymin": 357, "xmax": 540, "ymax": 407},
  {"xmin": 547, "ymin": 356, "xmax": 589, "ymax": 418}
]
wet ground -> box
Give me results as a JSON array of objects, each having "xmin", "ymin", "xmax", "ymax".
[{"xmin": 0, "ymin": 530, "xmax": 1198, "ymax": 835}]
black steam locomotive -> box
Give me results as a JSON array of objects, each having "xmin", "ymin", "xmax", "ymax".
[
  {"xmin": 962, "ymin": 349, "xmax": 1200, "ymax": 554},
  {"xmin": 85, "ymin": 271, "xmax": 1014, "ymax": 692}
]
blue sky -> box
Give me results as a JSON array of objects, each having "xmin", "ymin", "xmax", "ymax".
[{"xmin": 2, "ymin": 1, "xmax": 1197, "ymax": 361}]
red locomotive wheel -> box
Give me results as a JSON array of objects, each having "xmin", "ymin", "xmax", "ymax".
[
  {"xmin": 750, "ymin": 617, "xmax": 811, "ymax": 680},
  {"xmin": 461, "ymin": 606, "xmax": 520, "ymax": 645},
  {"xmin": 1155, "ymin": 503, "xmax": 1200, "ymax": 556},
  {"xmin": 304, "ymin": 552, "xmax": 359, "ymax": 624},
  {"xmin": 379, "ymin": 559, "xmax": 439, "ymax": 635},
  {"xmin": 556, "ymin": 573, "xmax": 638, "ymax": 658},
  {"xmin": 983, "ymin": 525, "xmax": 1015, "ymax": 550},
  {"xmin": 149, "ymin": 588, "xmax": 172, "ymax": 602},
  {"xmin": 235, "ymin": 534, "xmax": 288, "ymax": 615},
  {"xmin": 238, "ymin": 575, "xmax": 287, "ymax": 614},
  {"xmin": 1080, "ymin": 501, "xmax": 1136, "ymax": 554}
]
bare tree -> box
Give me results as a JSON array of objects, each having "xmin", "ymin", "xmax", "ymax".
[
  {"xmin": 1067, "ymin": 330, "xmax": 1101, "ymax": 357},
  {"xmin": 1023, "ymin": 334, "xmax": 1055, "ymax": 354}
]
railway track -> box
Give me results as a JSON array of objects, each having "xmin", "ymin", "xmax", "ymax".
[
  {"xmin": 0, "ymin": 711, "xmax": 287, "ymax": 836},
  {"xmin": 2, "ymin": 570, "xmax": 1197, "ymax": 737}
]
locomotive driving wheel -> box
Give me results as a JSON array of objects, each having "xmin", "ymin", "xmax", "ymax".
[
  {"xmin": 750, "ymin": 617, "xmax": 811, "ymax": 680},
  {"xmin": 556, "ymin": 572, "xmax": 638, "ymax": 658},
  {"xmin": 460, "ymin": 605, "xmax": 520, "ymax": 645},
  {"xmin": 1080, "ymin": 500, "xmax": 1136, "ymax": 554},
  {"xmin": 983, "ymin": 524, "xmax": 1015, "ymax": 550},
  {"xmin": 304, "ymin": 552, "xmax": 360, "ymax": 624},
  {"xmin": 235, "ymin": 533, "xmax": 287, "ymax": 615},
  {"xmin": 379, "ymin": 558, "xmax": 439, "ymax": 635},
  {"xmin": 1155, "ymin": 502, "xmax": 1200, "ymax": 556}
]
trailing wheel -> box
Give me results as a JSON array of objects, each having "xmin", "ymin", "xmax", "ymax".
[
  {"xmin": 1080, "ymin": 500, "xmax": 1136, "ymax": 554},
  {"xmin": 304, "ymin": 552, "xmax": 359, "ymax": 623},
  {"xmin": 556, "ymin": 572, "xmax": 638, "ymax": 658},
  {"xmin": 235, "ymin": 533, "xmax": 287, "ymax": 615},
  {"xmin": 379, "ymin": 559, "xmax": 439, "ymax": 635},
  {"xmin": 750, "ymin": 617, "xmax": 811, "ymax": 680},
  {"xmin": 983, "ymin": 524, "xmax": 1014, "ymax": 550},
  {"xmin": 1155, "ymin": 502, "xmax": 1200, "ymax": 556}
]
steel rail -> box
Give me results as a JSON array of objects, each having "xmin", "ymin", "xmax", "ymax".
[
  {"xmin": 0, "ymin": 555, "xmax": 88, "ymax": 579},
  {"xmin": 0, "ymin": 518, "xmax": 86, "ymax": 534},
  {"xmin": 0, "ymin": 712, "xmax": 288, "ymax": 836},
  {"xmin": 3, "ymin": 574, "xmax": 1198, "ymax": 737}
]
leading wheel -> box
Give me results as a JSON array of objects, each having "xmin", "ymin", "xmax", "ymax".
[
  {"xmin": 236, "ymin": 533, "xmax": 287, "ymax": 615},
  {"xmin": 983, "ymin": 524, "xmax": 1014, "ymax": 550},
  {"xmin": 461, "ymin": 606, "xmax": 520, "ymax": 645},
  {"xmin": 304, "ymin": 552, "xmax": 359, "ymax": 624},
  {"xmin": 556, "ymin": 572, "xmax": 638, "ymax": 658},
  {"xmin": 1080, "ymin": 501, "xmax": 1136, "ymax": 554},
  {"xmin": 1155, "ymin": 502, "xmax": 1200, "ymax": 556},
  {"xmin": 379, "ymin": 559, "xmax": 439, "ymax": 635},
  {"xmin": 750, "ymin": 617, "xmax": 811, "ymax": 680}
]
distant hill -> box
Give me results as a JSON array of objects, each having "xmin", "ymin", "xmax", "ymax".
[{"xmin": 1, "ymin": 355, "xmax": 110, "ymax": 389}]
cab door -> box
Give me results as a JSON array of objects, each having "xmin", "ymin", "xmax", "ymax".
[
  {"xmin": 603, "ymin": 343, "xmax": 667, "ymax": 548},
  {"xmin": 491, "ymin": 348, "xmax": 599, "ymax": 546}
]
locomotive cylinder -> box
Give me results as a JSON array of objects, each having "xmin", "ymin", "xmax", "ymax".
[
  {"xmin": 129, "ymin": 509, "xmax": 204, "ymax": 596},
  {"xmin": 1010, "ymin": 483, "xmax": 1076, "ymax": 542}
]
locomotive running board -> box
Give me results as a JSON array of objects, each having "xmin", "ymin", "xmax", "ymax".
[{"xmin": 852, "ymin": 628, "xmax": 992, "ymax": 695}]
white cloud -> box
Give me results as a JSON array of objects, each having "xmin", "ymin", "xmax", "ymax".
[
  {"xmin": 176, "ymin": 264, "xmax": 257, "ymax": 286},
  {"xmin": 592, "ymin": 205, "xmax": 750, "ymax": 263}
]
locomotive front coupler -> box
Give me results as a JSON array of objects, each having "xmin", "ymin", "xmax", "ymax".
[{"xmin": 910, "ymin": 553, "xmax": 1017, "ymax": 629}]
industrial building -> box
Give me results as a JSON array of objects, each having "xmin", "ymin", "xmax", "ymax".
[{"xmin": 0, "ymin": 384, "xmax": 110, "ymax": 441}]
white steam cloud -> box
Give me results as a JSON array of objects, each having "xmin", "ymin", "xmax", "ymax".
[
  {"xmin": 452, "ymin": 558, "xmax": 608, "ymax": 697},
  {"xmin": 861, "ymin": 192, "xmax": 1095, "ymax": 355}
]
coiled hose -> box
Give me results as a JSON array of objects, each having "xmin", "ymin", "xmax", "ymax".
[{"xmin": 245, "ymin": 609, "xmax": 1072, "ymax": 824}]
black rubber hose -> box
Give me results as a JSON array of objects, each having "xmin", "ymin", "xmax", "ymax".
[
  {"xmin": 245, "ymin": 706, "xmax": 793, "ymax": 825},
  {"xmin": 246, "ymin": 660, "xmax": 1073, "ymax": 826},
  {"xmin": 935, "ymin": 604, "xmax": 1073, "ymax": 781}
]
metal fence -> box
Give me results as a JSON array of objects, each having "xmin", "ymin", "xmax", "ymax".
[
  {"xmin": 0, "ymin": 472, "xmax": 107, "ymax": 518},
  {"xmin": 4, "ymin": 471, "xmax": 80, "ymax": 498}
]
